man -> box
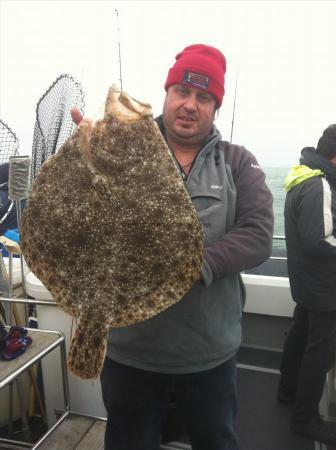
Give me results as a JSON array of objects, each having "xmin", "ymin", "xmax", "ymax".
[
  {"xmin": 278, "ymin": 125, "xmax": 336, "ymax": 445},
  {"xmin": 72, "ymin": 44, "xmax": 273, "ymax": 450},
  {"xmin": 0, "ymin": 163, "xmax": 18, "ymax": 236}
]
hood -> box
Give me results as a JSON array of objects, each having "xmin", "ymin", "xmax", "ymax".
[
  {"xmin": 300, "ymin": 146, "xmax": 336, "ymax": 184},
  {"xmin": 284, "ymin": 164, "xmax": 323, "ymax": 192}
]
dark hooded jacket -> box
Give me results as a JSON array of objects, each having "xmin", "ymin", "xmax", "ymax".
[{"xmin": 284, "ymin": 147, "xmax": 336, "ymax": 310}]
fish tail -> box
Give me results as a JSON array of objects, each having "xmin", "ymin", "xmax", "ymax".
[{"xmin": 67, "ymin": 318, "xmax": 108, "ymax": 379}]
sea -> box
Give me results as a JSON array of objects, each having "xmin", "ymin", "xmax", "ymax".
[
  {"xmin": 245, "ymin": 166, "xmax": 290, "ymax": 276},
  {"xmin": 264, "ymin": 166, "xmax": 289, "ymax": 250}
]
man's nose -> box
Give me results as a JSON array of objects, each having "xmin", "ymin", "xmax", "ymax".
[{"xmin": 183, "ymin": 97, "xmax": 197, "ymax": 111}]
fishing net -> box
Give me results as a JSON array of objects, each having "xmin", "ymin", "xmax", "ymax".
[
  {"xmin": 30, "ymin": 74, "xmax": 85, "ymax": 184},
  {"xmin": 0, "ymin": 120, "xmax": 19, "ymax": 164}
]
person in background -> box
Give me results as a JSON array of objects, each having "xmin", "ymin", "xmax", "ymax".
[
  {"xmin": 0, "ymin": 163, "xmax": 18, "ymax": 236},
  {"xmin": 278, "ymin": 125, "xmax": 336, "ymax": 445},
  {"xmin": 72, "ymin": 44, "xmax": 274, "ymax": 450}
]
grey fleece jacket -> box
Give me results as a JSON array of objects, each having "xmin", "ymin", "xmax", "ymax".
[{"xmin": 106, "ymin": 119, "xmax": 274, "ymax": 373}]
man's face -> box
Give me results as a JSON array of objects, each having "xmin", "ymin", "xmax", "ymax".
[{"xmin": 162, "ymin": 84, "xmax": 217, "ymax": 149}]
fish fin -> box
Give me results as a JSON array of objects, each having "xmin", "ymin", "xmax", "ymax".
[
  {"xmin": 105, "ymin": 85, "xmax": 152, "ymax": 121},
  {"xmin": 67, "ymin": 318, "xmax": 108, "ymax": 379},
  {"xmin": 78, "ymin": 121, "xmax": 92, "ymax": 163}
]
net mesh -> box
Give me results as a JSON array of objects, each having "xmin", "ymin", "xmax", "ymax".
[
  {"xmin": 31, "ymin": 73, "xmax": 85, "ymax": 183},
  {"xmin": 0, "ymin": 120, "xmax": 19, "ymax": 164}
]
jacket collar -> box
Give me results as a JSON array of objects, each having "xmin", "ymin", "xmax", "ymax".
[{"xmin": 284, "ymin": 165, "xmax": 323, "ymax": 192}]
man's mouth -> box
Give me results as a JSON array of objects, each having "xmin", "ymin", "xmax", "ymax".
[{"xmin": 177, "ymin": 116, "xmax": 195, "ymax": 122}]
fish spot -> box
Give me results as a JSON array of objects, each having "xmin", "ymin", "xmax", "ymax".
[
  {"xmin": 47, "ymin": 274, "xmax": 56, "ymax": 285},
  {"xmin": 97, "ymin": 273, "xmax": 106, "ymax": 283},
  {"xmin": 151, "ymin": 262, "xmax": 165, "ymax": 275},
  {"xmin": 77, "ymin": 333, "xmax": 84, "ymax": 345},
  {"xmin": 176, "ymin": 272, "xmax": 187, "ymax": 283},
  {"xmin": 166, "ymin": 289, "xmax": 176, "ymax": 299},
  {"xmin": 48, "ymin": 246, "xmax": 63, "ymax": 260},
  {"xmin": 169, "ymin": 192, "xmax": 183, "ymax": 204},
  {"xmin": 132, "ymin": 230, "xmax": 148, "ymax": 246},
  {"xmin": 93, "ymin": 335, "xmax": 102, "ymax": 347},
  {"xmin": 116, "ymin": 294, "xmax": 128, "ymax": 305},
  {"xmin": 127, "ymin": 312, "xmax": 134, "ymax": 321},
  {"xmin": 151, "ymin": 208, "xmax": 164, "ymax": 219},
  {"xmin": 116, "ymin": 275, "xmax": 128, "ymax": 285},
  {"xmin": 29, "ymin": 250, "xmax": 39, "ymax": 263},
  {"xmin": 145, "ymin": 298, "xmax": 155, "ymax": 309}
]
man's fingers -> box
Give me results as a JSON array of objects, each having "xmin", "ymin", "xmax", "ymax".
[
  {"xmin": 71, "ymin": 108, "xmax": 93, "ymax": 140},
  {"xmin": 71, "ymin": 108, "xmax": 83, "ymax": 125},
  {"xmin": 79, "ymin": 118, "xmax": 93, "ymax": 130}
]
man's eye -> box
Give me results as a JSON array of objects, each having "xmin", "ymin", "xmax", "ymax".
[
  {"xmin": 178, "ymin": 88, "xmax": 189, "ymax": 96},
  {"xmin": 199, "ymin": 94, "xmax": 211, "ymax": 102}
]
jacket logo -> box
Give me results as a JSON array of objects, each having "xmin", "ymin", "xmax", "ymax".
[{"xmin": 210, "ymin": 185, "xmax": 223, "ymax": 189}]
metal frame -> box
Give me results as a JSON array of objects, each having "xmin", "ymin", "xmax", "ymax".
[{"xmin": 0, "ymin": 298, "xmax": 70, "ymax": 450}]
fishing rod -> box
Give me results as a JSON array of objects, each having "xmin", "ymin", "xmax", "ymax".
[
  {"xmin": 230, "ymin": 65, "xmax": 239, "ymax": 144},
  {"xmin": 115, "ymin": 9, "xmax": 123, "ymax": 91}
]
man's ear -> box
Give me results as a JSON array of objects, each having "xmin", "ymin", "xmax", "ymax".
[{"xmin": 330, "ymin": 155, "xmax": 336, "ymax": 166}]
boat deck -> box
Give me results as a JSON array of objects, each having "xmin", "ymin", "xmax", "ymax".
[
  {"xmin": 29, "ymin": 347, "xmax": 325, "ymax": 450},
  {"xmin": 32, "ymin": 413, "xmax": 105, "ymax": 450},
  {"xmin": 30, "ymin": 413, "xmax": 187, "ymax": 450},
  {"xmin": 1, "ymin": 345, "xmax": 335, "ymax": 450}
]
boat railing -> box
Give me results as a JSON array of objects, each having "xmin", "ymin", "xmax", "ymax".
[{"xmin": 270, "ymin": 235, "xmax": 287, "ymax": 261}]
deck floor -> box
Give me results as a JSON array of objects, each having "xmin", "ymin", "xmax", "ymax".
[
  {"xmin": 33, "ymin": 414, "xmax": 105, "ymax": 450},
  {"xmin": 1, "ymin": 346, "xmax": 333, "ymax": 450}
]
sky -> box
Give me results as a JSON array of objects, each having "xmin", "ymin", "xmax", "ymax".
[{"xmin": 1, "ymin": 0, "xmax": 336, "ymax": 168}]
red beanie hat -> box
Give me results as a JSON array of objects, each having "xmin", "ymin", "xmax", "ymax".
[{"xmin": 164, "ymin": 44, "xmax": 226, "ymax": 107}]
